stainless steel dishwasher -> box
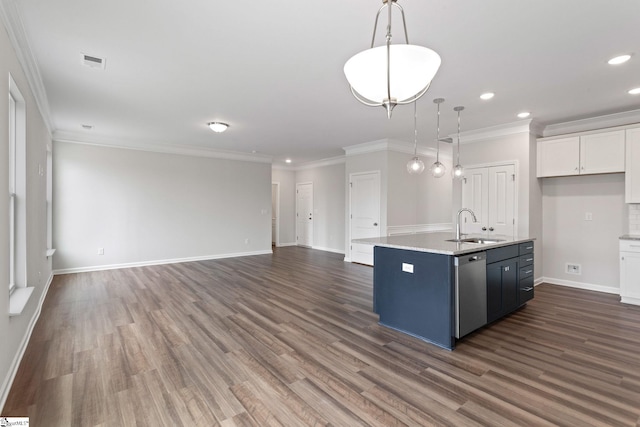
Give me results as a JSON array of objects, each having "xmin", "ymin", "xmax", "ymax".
[{"xmin": 455, "ymin": 252, "xmax": 487, "ymax": 339}]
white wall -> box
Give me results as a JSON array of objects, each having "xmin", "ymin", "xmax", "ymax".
[
  {"xmin": 296, "ymin": 162, "xmax": 345, "ymax": 253},
  {"xmin": 542, "ymin": 174, "xmax": 626, "ymax": 293},
  {"xmin": 0, "ymin": 18, "xmax": 53, "ymax": 409},
  {"xmin": 53, "ymin": 142, "xmax": 272, "ymax": 272},
  {"xmin": 272, "ymin": 168, "xmax": 296, "ymax": 246}
]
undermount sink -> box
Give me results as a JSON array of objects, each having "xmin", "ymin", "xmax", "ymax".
[{"xmin": 446, "ymin": 237, "xmax": 506, "ymax": 244}]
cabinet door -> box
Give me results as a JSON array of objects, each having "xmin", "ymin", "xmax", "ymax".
[
  {"xmin": 487, "ymin": 259, "xmax": 518, "ymax": 323},
  {"xmin": 537, "ymin": 136, "xmax": 580, "ymax": 177},
  {"xmin": 626, "ymin": 128, "xmax": 640, "ymax": 203},
  {"xmin": 620, "ymin": 251, "xmax": 640, "ymax": 301},
  {"xmin": 580, "ymin": 130, "xmax": 625, "ymax": 175}
]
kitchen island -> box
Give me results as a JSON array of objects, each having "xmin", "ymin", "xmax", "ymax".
[{"xmin": 355, "ymin": 232, "xmax": 535, "ymax": 350}]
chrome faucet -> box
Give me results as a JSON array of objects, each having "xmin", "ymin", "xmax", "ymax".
[{"xmin": 456, "ymin": 208, "xmax": 477, "ymax": 240}]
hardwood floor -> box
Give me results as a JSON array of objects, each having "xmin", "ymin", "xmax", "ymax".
[{"xmin": 3, "ymin": 246, "xmax": 640, "ymax": 426}]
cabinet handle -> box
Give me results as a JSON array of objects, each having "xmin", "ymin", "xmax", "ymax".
[
  {"xmin": 504, "ymin": 266, "xmax": 510, "ymax": 272},
  {"xmin": 482, "ymin": 227, "xmax": 487, "ymax": 231},
  {"xmin": 526, "ymin": 246, "xmax": 533, "ymax": 250},
  {"xmin": 525, "ymin": 258, "xmax": 533, "ymax": 262},
  {"xmin": 524, "ymin": 270, "xmax": 533, "ymax": 274},
  {"xmin": 489, "ymin": 227, "xmax": 494, "ymax": 232},
  {"xmin": 522, "ymin": 287, "xmax": 533, "ymax": 292}
]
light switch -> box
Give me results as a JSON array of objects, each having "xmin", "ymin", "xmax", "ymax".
[
  {"xmin": 402, "ymin": 263, "xmax": 414, "ymax": 273},
  {"xmin": 585, "ymin": 212, "xmax": 593, "ymax": 221}
]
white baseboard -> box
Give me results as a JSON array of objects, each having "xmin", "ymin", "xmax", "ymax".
[
  {"xmin": 541, "ymin": 276, "xmax": 620, "ymax": 295},
  {"xmin": 276, "ymin": 242, "xmax": 297, "ymax": 247},
  {"xmin": 0, "ymin": 272, "xmax": 54, "ymax": 412},
  {"xmin": 312, "ymin": 245, "xmax": 345, "ymax": 255},
  {"xmin": 343, "ymin": 257, "xmax": 351, "ymax": 263},
  {"xmin": 53, "ymin": 250, "xmax": 273, "ymax": 275},
  {"xmin": 621, "ymin": 295, "xmax": 640, "ymax": 306}
]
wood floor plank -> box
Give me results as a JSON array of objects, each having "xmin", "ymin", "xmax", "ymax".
[{"xmin": 4, "ymin": 247, "xmax": 640, "ymax": 426}]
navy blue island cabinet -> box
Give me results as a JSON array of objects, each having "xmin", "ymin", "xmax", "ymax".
[{"xmin": 373, "ymin": 246, "xmax": 456, "ymax": 350}]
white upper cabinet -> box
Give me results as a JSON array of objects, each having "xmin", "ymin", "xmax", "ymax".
[
  {"xmin": 537, "ymin": 130, "xmax": 625, "ymax": 178},
  {"xmin": 537, "ymin": 136, "xmax": 580, "ymax": 177},
  {"xmin": 626, "ymin": 128, "xmax": 640, "ymax": 203}
]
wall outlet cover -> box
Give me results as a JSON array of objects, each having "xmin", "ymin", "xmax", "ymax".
[{"xmin": 566, "ymin": 263, "xmax": 581, "ymax": 275}]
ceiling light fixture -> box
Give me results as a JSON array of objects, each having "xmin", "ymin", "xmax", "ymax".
[
  {"xmin": 452, "ymin": 106, "xmax": 465, "ymax": 179},
  {"xmin": 285, "ymin": 159, "xmax": 292, "ymax": 164},
  {"xmin": 208, "ymin": 122, "xmax": 229, "ymax": 133},
  {"xmin": 517, "ymin": 112, "xmax": 531, "ymax": 118},
  {"xmin": 480, "ymin": 92, "xmax": 495, "ymax": 100},
  {"xmin": 629, "ymin": 87, "xmax": 640, "ymax": 95},
  {"xmin": 608, "ymin": 54, "xmax": 631, "ymax": 65},
  {"xmin": 407, "ymin": 102, "xmax": 425, "ymax": 174},
  {"xmin": 344, "ymin": 0, "xmax": 441, "ymax": 119},
  {"xmin": 430, "ymin": 98, "xmax": 446, "ymax": 178}
]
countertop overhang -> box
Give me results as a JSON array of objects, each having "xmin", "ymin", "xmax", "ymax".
[{"xmin": 354, "ymin": 232, "xmax": 535, "ymax": 256}]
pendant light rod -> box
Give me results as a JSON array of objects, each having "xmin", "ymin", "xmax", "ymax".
[
  {"xmin": 433, "ymin": 98, "xmax": 444, "ymax": 162},
  {"xmin": 454, "ymin": 106, "xmax": 464, "ymax": 164},
  {"xmin": 413, "ymin": 101, "xmax": 418, "ymax": 155}
]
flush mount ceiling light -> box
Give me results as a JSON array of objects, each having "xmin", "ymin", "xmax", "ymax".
[
  {"xmin": 517, "ymin": 112, "xmax": 531, "ymax": 118},
  {"xmin": 480, "ymin": 92, "xmax": 495, "ymax": 100},
  {"xmin": 430, "ymin": 98, "xmax": 446, "ymax": 178},
  {"xmin": 608, "ymin": 54, "xmax": 631, "ymax": 65},
  {"xmin": 208, "ymin": 122, "xmax": 229, "ymax": 133},
  {"xmin": 407, "ymin": 102, "xmax": 425, "ymax": 174},
  {"xmin": 344, "ymin": 0, "xmax": 441, "ymax": 119},
  {"xmin": 452, "ymin": 106, "xmax": 465, "ymax": 179},
  {"xmin": 629, "ymin": 87, "xmax": 640, "ymax": 95},
  {"xmin": 285, "ymin": 158, "xmax": 292, "ymax": 164}
]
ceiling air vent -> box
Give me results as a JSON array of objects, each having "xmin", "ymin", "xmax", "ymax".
[{"xmin": 81, "ymin": 53, "xmax": 106, "ymax": 70}]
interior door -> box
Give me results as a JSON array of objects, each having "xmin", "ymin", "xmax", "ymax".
[
  {"xmin": 350, "ymin": 171, "xmax": 381, "ymax": 265},
  {"xmin": 488, "ymin": 164, "xmax": 515, "ymax": 236},
  {"xmin": 462, "ymin": 164, "xmax": 515, "ymax": 236},
  {"xmin": 461, "ymin": 168, "xmax": 488, "ymax": 234},
  {"xmin": 296, "ymin": 182, "xmax": 313, "ymax": 247}
]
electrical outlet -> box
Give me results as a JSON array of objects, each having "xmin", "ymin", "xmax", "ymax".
[
  {"xmin": 584, "ymin": 212, "xmax": 593, "ymax": 221},
  {"xmin": 244, "ymin": 238, "xmax": 250, "ymax": 244},
  {"xmin": 97, "ymin": 248, "xmax": 104, "ymax": 255},
  {"xmin": 566, "ymin": 263, "xmax": 581, "ymax": 275}
]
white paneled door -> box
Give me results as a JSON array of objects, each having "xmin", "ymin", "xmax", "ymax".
[
  {"xmin": 296, "ymin": 182, "xmax": 313, "ymax": 247},
  {"xmin": 350, "ymin": 171, "xmax": 381, "ymax": 266},
  {"xmin": 462, "ymin": 164, "xmax": 515, "ymax": 236}
]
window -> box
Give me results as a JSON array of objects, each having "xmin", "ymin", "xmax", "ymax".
[
  {"xmin": 8, "ymin": 89, "xmax": 16, "ymax": 293},
  {"xmin": 8, "ymin": 75, "xmax": 26, "ymax": 296}
]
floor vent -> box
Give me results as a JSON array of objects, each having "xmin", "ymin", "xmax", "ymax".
[{"xmin": 81, "ymin": 53, "xmax": 106, "ymax": 70}]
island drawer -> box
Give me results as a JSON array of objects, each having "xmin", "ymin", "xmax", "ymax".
[
  {"xmin": 519, "ymin": 265, "xmax": 534, "ymax": 280},
  {"xmin": 519, "ymin": 241, "xmax": 534, "ymax": 255},
  {"xmin": 486, "ymin": 245, "xmax": 519, "ymax": 264},
  {"xmin": 519, "ymin": 276, "xmax": 534, "ymax": 303},
  {"xmin": 519, "ymin": 254, "xmax": 534, "ymax": 267}
]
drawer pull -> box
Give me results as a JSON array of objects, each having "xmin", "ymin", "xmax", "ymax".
[
  {"xmin": 522, "ymin": 287, "xmax": 533, "ymax": 292},
  {"xmin": 525, "ymin": 246, "xmax": 533, "ymax": 250},
  {"xmin": 524, "ymin": 270, "xmax": 533, "ymax": 274},
  {"xmin": 525, "ymin": 258, "xmax": 533, "ymax": 262}
]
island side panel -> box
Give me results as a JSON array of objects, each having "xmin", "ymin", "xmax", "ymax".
[{"xmin": 373, "ymin": 246, "xmax": 455, "ymax": 350}]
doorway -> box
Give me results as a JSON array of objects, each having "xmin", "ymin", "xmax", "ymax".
[
  {"xmin": 296, "ymin": 182, "xmax": 313, "ymax": 247},
  {"xmin": 349, "ymin": 171, "xmax": 381, "ymax": 265}
]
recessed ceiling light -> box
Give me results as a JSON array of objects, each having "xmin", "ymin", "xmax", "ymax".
[
  {"xmin": 608, "ymin": 54, "xmax": 631, "ymax": 65},
  {"xmin": 480, "ymin": 92, "xmax": 495, "ymax": 100},
  {"xmin": 285, "ymin": 159, "xmax": 292, "ymax": 164},
  {"xmin": 517, "ymin": 112, "xmax": 531, "ymax": 118},
  {"xmin": 208, "ymin": 122, "xmax": 229, "ymax": 133},
  {"xmin": 629, "ymin": 87, "xmax": 640, "ymax": 95}
]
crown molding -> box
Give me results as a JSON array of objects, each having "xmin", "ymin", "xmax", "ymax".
[
  {"xmin": 53, "ymin": 130, "xmax": 273, "ymax": 164},
  {"xmin": 542, "ymin": 109, "xmax": 640, "ymax": 137},
  {"xmin": 343, "ymin": 138, "xmax": 442, "ymax": 158},
  {"xmin": 292, "ymin": 155, "xmax": 346, "ymax": 171},
  {"xmin": 457, "ymin": 119, "xmax": 537, "ymax": 144},
  {"xmin": 0, "ymin": 0, "xmax": 53, "ymax": 135}
]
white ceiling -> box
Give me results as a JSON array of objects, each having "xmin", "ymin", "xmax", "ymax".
[{"xmin": 11, "ymin": 0, "xmax": 640, "ymax": 166}]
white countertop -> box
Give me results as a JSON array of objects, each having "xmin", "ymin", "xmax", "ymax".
[
  {"xmin": 620, "ymin": 234, "xmax": 640, "ymax": 241},
  {"xmin": 353, "ymin": 232, "xmax": 535, "ymax": 256}
]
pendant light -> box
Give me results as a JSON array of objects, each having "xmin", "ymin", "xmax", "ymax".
[
  {"xmin": 407, "ymin": 102, "xmax": 425, "ymax": 174},
  {"xmin": 452, "ymin": 106, "xmax": 465, "ymax": 179},
  {"xmin": 343, "ymin": 0, "xmax": 441, "ymax": 119},
  {"xmin": 430, "ymin": 98, "xmax": 446, "ymax": 178}
]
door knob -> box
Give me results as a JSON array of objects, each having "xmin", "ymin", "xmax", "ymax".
[{"xmin": 373, "ymin": 223, "xmax": 378, "ymax": 226}]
